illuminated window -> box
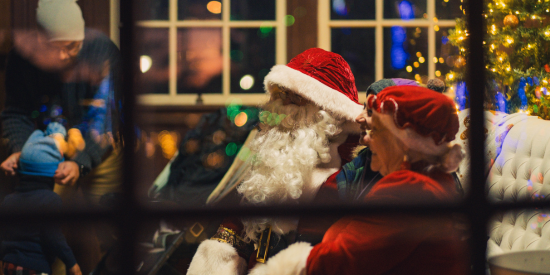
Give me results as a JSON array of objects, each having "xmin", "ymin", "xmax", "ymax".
[
  {"xmin": 136, "ymin": 0, "xmax": 285, "ymax": 105},
  {"xmin": 318, "ymin": 0, "xmax": 459, "ymax": 90}
]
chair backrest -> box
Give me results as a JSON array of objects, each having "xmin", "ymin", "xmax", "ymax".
[{"xmin": 477, "ymin": 112, "xmax": 550, "ymax": 257}]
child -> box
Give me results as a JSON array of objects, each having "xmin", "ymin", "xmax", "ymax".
[{"xmin": 1, "ymin": 122, "xmax": 82, "ymax": 275}]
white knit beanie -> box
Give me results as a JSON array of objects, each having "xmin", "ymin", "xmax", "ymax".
[{"xmin": 37, "ymin": 0, "xmax": 85, "ymax": 41}]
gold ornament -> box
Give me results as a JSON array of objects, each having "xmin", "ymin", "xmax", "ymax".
[
  {"xmin": 503, "ymin": 14, "xmax": 519, "ymax": 27},
  {"xmin": 454, "ymin": 55, "xmax": 466, "ymax": 68}
]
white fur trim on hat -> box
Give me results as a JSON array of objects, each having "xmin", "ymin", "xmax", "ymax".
[
  {"xmin": 249, "ymin": 242, "xmax": 313, "ymax": 275},
  {"xmin": 187, "ymin": 239, "xmax": 248, "ymax": 275},
  {"xmin": 37, "ymin": 0, "xmax": 85, "ymax": 41},
  {"xmin": 264, "ymin": 65, "xmax": 363, "ymax": 122}
]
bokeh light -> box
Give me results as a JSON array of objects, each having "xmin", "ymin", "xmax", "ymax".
[
  {"xmin": 419, "ymin": 57, "xmax": 425, "ymax": 63},
  {"xmin": 260, "ymin": 23, "xmax": 273, "ymax": 34},
  {"xmin": 332, "ymin": 0, "xmax": 348, "ymax": 16},
  {"xmin": 158, "ymin": 130, "xmax": 179, "ymax": 159},
  {"xmin": 226, "ymin": 142, "xmax": 238, "ymax": 156},
  {"xmin": 406, "ymin": 66, "xmax": 413, "ymax": 72},
  {"xmin": 240, "ymin": 75, "xmax": 255, "ymax": 90},
  {"xmin": 398, "ymin": 0, "xmax": 414, "ymax": 20},
  {"xmin": 285, "ymin": 15, "xmax": 295, "ymax": 26},
  {"xmin": 205, "ymin": 151, "xmax": 224, "ymax": 168},
  {"xmin": 207, "ymin": 1, "xmax": 222, "ymax": 14},
  {"xmin": 212, "ymin": 130, "xmax": 226, "ymax": 145},
  {"xmin": 234, "ymin": 112, "xmax": 248, "ymax": 127},
  {"xmin": 140, "ymin": 55, "xmax": 152, "ymax": 73}
]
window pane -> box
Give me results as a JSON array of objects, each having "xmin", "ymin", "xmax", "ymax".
[
  {"xmin": 136, "ymin": 0, "xmax": 169, "ymax": 21},
  {"xmin": 384, "ymin": 0, "xmax": 426, "ymax": 19},
  {"xmin": 383, "ymin": 27, "xmax": 428, "ymax": 81},
  {"xmin": 331, "ymin": 28, "xmax": 375, "ymax": 93},
  {"xmin": 436, "ymin": 0, "xmax": 463, "ymax": 20},
  {"xmin": 178, "ymin": 0, "xmax": 222, "ymax": 20},
  {"xmin": 230, "ymin": 0, "xmax": 275, "ymax": 21},
  {"xmin": 230, "ymin": 28, "xmax": 276, "ymax": 94},
  {"xmin": 330, "ymin": 0, "xmax": 375, "ymax": 20},
  {"xmin": 177, "ymin": 28, "xmax": 223, "ymax": 94},
  {"xmin": 137, "ymin": 28, "xmax": 169, "ymax": 94},
  {"xmin": 436, "ymin": 27, "xmax": 458, "ymax": 87}
]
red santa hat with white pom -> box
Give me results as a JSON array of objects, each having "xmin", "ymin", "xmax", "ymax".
[{"xmin": 263, "ymin": 48, "xmax": 364, "ymax": 122}]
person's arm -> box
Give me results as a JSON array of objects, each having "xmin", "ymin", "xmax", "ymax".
[{"xmin": 1, "ymin": 50, "xmax": 38, "ymax": 154}]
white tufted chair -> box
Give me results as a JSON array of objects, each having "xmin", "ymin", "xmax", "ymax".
[{"xmin": 455, "ymin": 109, "xmax": 550, "ymax": 259}]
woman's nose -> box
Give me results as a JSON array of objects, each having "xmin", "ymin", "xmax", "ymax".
[{"xmin": 355, "ymin": 114, "xmax": 365, "ymax": 124}]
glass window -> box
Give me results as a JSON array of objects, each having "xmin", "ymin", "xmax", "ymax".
[
  {"xmin": 230, "ymin": 0, "xmax": 276, "ymax": 21},
  {"xmin": 136, "ymin": 0, "xmax": 169, "ymax": 21},
  {"xmin": 230, "ymin": 28, "xmax": 276, "ymax": 94},
  {"xmin": 331, "ymin": 28, "xmax": 375, "ymax": 92},
  {"xmin": 330, "ymin": 0, "xmax": 376, "ymax": 20},
  {"xmin": 178, "ymin": 0, "xmax": 223, "ymax": 20},
  {"xmin": 383, "ymin": 27, "xmax": 428, "ymax": 80},
  {"xmin": 177, "ymin": 28, "xmax": 223, "ymax": 94},
  {"xmin": 384, "ymin": 0, "xmax": 427, "ymax": 19},
  {"xmin": 137, "ymin": 28, "xmax": 170, "ymax": 94}
]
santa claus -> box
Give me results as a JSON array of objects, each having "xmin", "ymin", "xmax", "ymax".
[{"xmin": 187, "ymin": 48, "xmax": 364, "ymax": 274}]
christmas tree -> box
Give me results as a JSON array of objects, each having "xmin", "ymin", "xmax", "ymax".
[{"xmin": 446, "ymin": 0, "xmax": 550, "ymax": 119}]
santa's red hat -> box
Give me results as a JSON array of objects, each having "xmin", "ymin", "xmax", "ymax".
[
  {"xmin": 367, "ymin": 86, "xmax": 463, "ymax": 172},
  {"xmin": 263, "ymin": 48, "xmax": 363, "ymax": 121}
]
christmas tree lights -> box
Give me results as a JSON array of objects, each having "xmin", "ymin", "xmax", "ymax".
[{"xmin": 446, "ymin": 0, "xmax": 550, "ymax": 119}]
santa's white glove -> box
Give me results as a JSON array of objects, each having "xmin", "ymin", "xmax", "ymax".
[
  {"xmin": 188, "ymin": 239, "xmax": 248, "ymax": 275},
  {"xmin": 248, "ymin": 242, "xmax": 313, "ymax": 275}
]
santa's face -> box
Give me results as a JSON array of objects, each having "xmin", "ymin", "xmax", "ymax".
[
  {"xmin": 238, "ymin": 98, "xmax": 342, "ymax": 241},
  {"xmin": 239, "ymin": 99, "xmax": 339, "ymax": 204}
]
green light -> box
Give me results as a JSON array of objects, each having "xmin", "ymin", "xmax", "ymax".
[
  {"xmin": 226, "ymin": 142, "xmax": 238, "ymax": 156},
  {"xmin": 284, "ymin": 15, "xmax": 295, "ymax": 26},
  {"xmin": 260, "ymin": 23, "xmax": 273, "ymax": 34},
  {"xmin": 230, "ymin": 50, "xmax": 244, "ymax": 61},
  {"xmin": 31, "ymin": 111, "xmax": 39, "ymax": 119}
]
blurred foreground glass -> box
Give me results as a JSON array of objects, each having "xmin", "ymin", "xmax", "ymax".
[
  {"xmin": 331, "ymin": 28, "xmax": 375, "ymax": 92},
  {"xmin": 0, "ymin": 221, "xmax": 117, "ymax": 275},
  {"xmin": 131, "ymin": 214, "xmax": 470, "ymax": 274}
]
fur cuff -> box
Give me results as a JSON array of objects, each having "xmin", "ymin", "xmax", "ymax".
[
  {"xmin": 188, "ymin": 239, "xmax": 248, "ymax": 275},
  {"xmin": 248, "ymin": 242, "xmax": 313, "ymax": 275}
]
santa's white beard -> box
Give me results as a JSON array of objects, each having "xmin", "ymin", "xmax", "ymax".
[{"xmin": 237, "ymin": 99, "xmax": 343, "ymax": 241}]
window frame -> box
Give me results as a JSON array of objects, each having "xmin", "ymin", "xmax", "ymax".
[
  {"xmin": 135, "ymin": 0, "xmax": 288, "ymax": 106},
  {"xmin": 317, "ymin": 0, "xmax": 456, "ymax": 82}
]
